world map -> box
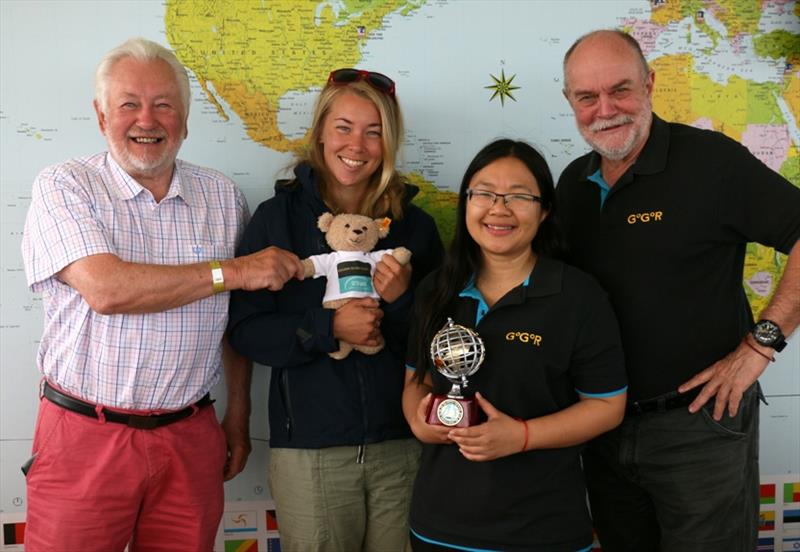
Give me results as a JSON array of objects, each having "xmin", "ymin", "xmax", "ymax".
[
  {"xmin": 1, "ymin": 1, "xmax": 799, "ymax": 549},
  {"xmin": 163, "ymin": 0, "xmax": 799, "ymax": 315}
]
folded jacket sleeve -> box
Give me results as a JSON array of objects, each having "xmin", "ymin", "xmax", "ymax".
[{"xmin": 227, "ymin": 203, "xmax": 338, "ymax": 368}]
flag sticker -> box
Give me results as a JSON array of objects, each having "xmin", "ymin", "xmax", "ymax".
[
  {"xmin": 224, "ymin": 511, "xmax": 258, "ymax": 533},
  {"xmin": 782, "ymin": 535, "xmax": 800, "ymax": 551},
  {"xmin": 225, "ymin": 539, "xmax": 258, "ymax": 552},
  {"xmin": 785, "ymin": 509, "xmax": 800, "ymax": 524},
  {"xmin": 785, "ymin": 482, "xmax": 800, "ymax": 503},
  {"xmin": 267, "ymin": 537, "xmax": 282, "ymax": 552},
  {"xmin": 266, "ymin": 509, "xmax": 279, "ymax": 531},
  {"xmin": 759, "ymin": 510, "xmax": 775, "ymax": 531},
  {"xmin": 757, "ymin": 536, "xmax": 774, "ymax": 551},
  {"xmin": 2, "ymin": 522, "xmax": 25, "ymax": 545},
  {"xmin": 761, "ymin": 484, "xmax": 776, "ymax": 505}
]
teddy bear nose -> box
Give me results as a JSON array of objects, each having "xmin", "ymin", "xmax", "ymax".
[{"xmin": 353, "ymin": 229, "xmax": 363, "ymax": 235}]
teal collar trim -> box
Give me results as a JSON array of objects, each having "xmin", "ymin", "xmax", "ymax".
[
  {"xmin": 587, "ymin": 169, "xmax": 610, "ymax": 208},
  {"xmin": 459, "ymin": 274, "xmax": 531, "ymax": 326},
  {"xmin": 458, "ymin": 276, "xmax": 489, "ymax": 326},
  {"xmin": 410, "ymin": 529, "xmax": 501, "ymax": 552}
]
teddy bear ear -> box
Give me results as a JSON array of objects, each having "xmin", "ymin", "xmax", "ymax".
[
  {"xmin": 318, "ymin": 213, "xmax": 334, "ymax": 232},
  {"xmin": 376, "ymin": 217, "xmax": 391, "ymax": 238}
]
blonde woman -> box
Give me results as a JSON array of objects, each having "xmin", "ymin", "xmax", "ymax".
[{"xmin": 228, "ymin": 69, "xmax": 443, "ymax": 552}]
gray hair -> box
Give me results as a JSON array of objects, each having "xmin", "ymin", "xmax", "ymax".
[
  {"xmin": 95, "ymin": 37, "xmax": 190, "ymax": 113},
  {"xmin": 563, "ymin": 29, "xmax": 650, "ymax": 92}
]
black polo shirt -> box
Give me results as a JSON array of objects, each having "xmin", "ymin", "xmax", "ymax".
[
  {"xmin": 557, "ymin": 113, "xmax": 800, "ymax": 402},
  {"xmin": 406, "ymin": 257, "xmax": 626, "ymax": 551}
]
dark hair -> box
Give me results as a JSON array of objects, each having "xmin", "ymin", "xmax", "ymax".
[{"xmin": 412, "ymin": 139, "xmax": 565, "ymax": 379}]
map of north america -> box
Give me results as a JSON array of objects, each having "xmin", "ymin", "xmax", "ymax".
[{"xmin": 163, "ymin": 0, "xmax": 799, "ymax": 314}]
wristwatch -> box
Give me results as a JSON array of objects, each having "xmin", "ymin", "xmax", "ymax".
[{"xmin": 751, "ymin": 319, "xmax": 787, "ymax": 352}]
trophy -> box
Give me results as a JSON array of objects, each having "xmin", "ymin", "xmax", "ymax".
[{"xmin": 426, "ymin": 318, "xmax": 486, "ymax": 427}]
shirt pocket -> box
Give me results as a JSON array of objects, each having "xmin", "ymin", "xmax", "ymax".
[{"xmin": 171, "ymin": 240, "xmax": 234, "ymax": 265}]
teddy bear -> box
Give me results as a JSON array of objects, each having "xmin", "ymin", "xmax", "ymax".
[{"xmin": 302, "ymin": 212, "xmax": 412, "ymax": 360}]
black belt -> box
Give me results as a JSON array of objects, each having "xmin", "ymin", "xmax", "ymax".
[
  {"xmin": 626, "ymin": 389, "xmax": 701, "ymax": 416},
  {"xmin": 42, "ymin": 381, "xmax": 214, "ymax": 429}
]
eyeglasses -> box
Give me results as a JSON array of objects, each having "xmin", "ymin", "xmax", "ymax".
[
  {"xmin": 465, "ymin": 189, "xmax": 544, "ymax": 210},
  {"xmin": 328, "ymin": 68, "xmax": 396, "ymax": 98}
]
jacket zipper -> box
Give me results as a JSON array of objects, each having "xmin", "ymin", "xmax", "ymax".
[
  {"xmin": 280, "ymin": 369, "xmax": 294, "ymax": 441},
  {"xmin": 356, "ymin": 358, "xmax": 369, "ymax": 463}
]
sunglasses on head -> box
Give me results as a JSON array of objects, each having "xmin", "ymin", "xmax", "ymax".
[{"xmin": 327, "ymin": 68, "xmax": 396, "ymax": 98}]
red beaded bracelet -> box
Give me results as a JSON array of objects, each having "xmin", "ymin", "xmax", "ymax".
[
  {"xmin": 516, "ymin": 418, "xmax": 529, "ymax": 453},
  {"xmin": 743, "ymin": 339, "xmax": 775, "ymax": 363}
]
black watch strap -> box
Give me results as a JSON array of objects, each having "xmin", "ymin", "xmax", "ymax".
[{"xmin": 752, "ymin": 319, "xmax": 787, "ymax": 352}]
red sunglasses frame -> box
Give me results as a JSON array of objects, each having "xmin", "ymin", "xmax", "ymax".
[{"xmin": 327, "ymin": 68, "xmax": 396, "ymax": 98}]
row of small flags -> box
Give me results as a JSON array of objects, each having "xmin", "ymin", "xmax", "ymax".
[
  {"xmin": 220, "ymin": 509, "xmax": 280, "ymax": 552},
  {"xmin": 762, "ymin": 482, "xmax": 800, "ymax": 504},
  {"xmin": 4, "ymin": 485, "xmax": 800, "ymax": 549},
  {"xmin": 1, "ymin": 510, "xmax": 281, "ymax": 548},
  {"xmin": 760, "ymin": 482, "xmax": 800, "ymax": 541},
  {"xmin": 758, "ymin": 536, "xmax": 800, "ymax": 552},
  {"xmin": 761, "ymin": 508, "xmax": 800, "ymax": 529},
  {"xmin": 223, "ymin": 509, "xmax": 278, "ymax": 533},
  {"xmin": 755, "ymin": 480, "xmax": 800, "ymax": 552}
]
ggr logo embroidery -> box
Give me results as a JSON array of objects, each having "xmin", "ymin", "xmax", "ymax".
[
  {"xmin": 506, "ymin": 332, "xmax": 542, "ymax": 346},
  {"xmin": 627, "ymin": 211, "xmax": 663, "ymax": 224}
]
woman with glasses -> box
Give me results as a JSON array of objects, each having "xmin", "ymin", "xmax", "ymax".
[
  {"xmin": 228, "ymin": 69, "xmax": 443, "ymax": 551},
  {"xmin": 402, "ymin": 139, "xmax": 627, "ymax": 551}
]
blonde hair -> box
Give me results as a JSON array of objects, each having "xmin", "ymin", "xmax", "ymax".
[{"xmin": 300, "ymin": 79, "xmax": 406, "ymax": 219}]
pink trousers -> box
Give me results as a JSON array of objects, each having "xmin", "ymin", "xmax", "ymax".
[{"xmin": 24, "ymin": 396, "xmax": 226, "ymax": 552}]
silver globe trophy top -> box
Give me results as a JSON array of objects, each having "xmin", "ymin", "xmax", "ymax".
[{"xmin": 429, "ymin": 318, "xmax": 485, "ymax": 398}]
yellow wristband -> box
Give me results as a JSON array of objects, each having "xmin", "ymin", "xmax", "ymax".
[{"xmin": 209, "ymin": 260, "xmax": 225, "ymax": 294}]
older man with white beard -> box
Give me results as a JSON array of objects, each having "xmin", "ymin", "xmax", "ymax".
[
  {"xmin": 556, "ymin": 29, "xmax": 800, "ymax": 552},
  {"xmin": 21, "ymin": 37, "xmax": 304, "ymax": 551}
]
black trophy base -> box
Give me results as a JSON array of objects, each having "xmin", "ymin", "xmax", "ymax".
[{"xmin": 426, "ymin": 394, "xmax": 484, "ymax": 427}]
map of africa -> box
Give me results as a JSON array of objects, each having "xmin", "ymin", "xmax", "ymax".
[{"xmin": 1, "ymin": 1, "xmax": 798, "ymax": 549}]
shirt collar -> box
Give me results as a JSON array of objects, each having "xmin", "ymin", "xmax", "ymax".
[
  {"xmin": 458, "ymin": 276, "xmax": 489, "ymax": 325},
  {"xmin": 105, "ymin": 153, "xmax": 190, "ymax": 205},
  {"xmin": 632, "ymin": 112, "xmax": 669, "ymax": 176},
  {"xmin": 523, "ymin": 256, "xmax": 563, "ymax": 298},
  {"xmin": 459, "ymin": 274, "xmax": 484, "ymax": 301},
  {"xmin": 587, "ymin": 169, "xmax": 611, "ymax": 208},
  {"xmin": 458, "ymin": 256, "xmax": 564, "ymax": 305}
]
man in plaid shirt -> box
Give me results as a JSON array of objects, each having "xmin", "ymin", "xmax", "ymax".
[{"xmin": 21, "ymin": 37, "xmax": 303, "ymax": 552}]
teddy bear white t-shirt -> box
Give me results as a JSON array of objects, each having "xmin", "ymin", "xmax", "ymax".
[{"xmin": 309, "ymin": 249, "xmax": 394, "ymax": 302}]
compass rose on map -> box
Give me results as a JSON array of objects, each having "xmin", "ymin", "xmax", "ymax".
[{"xmin": 485, "ymin": 69, "xmax": 520, "ymax": 106}]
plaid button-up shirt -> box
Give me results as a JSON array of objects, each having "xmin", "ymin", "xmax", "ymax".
[{"xmin": 22, "ymin": 152, "xmax": 249, "ymax": 410}]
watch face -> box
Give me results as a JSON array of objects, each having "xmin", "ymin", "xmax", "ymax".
[{"xmin": 753, "ymin": 320, "xmax": 781, "ymax": 346}]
